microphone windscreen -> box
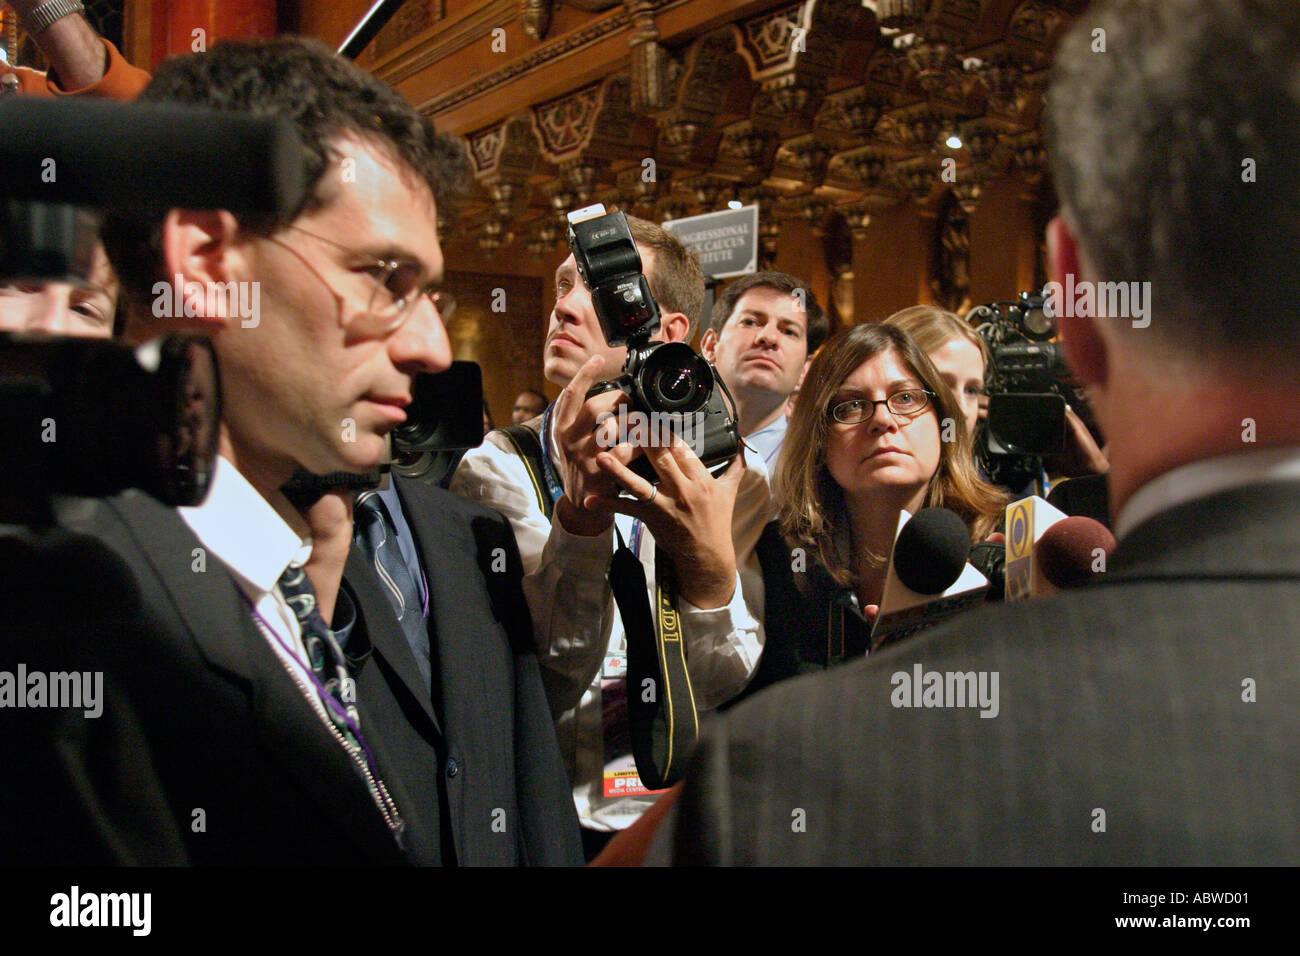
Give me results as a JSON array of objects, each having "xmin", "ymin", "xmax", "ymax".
[
  {"xmin": 893, "ymin": 507, "xmax": 971, "ymax": 594},
  {"xmin": 0, "ymin": 98, "xmax": 306, "ymax": 218},
  {"xmin": 1037, "ymin": 516, "xmax": 1117, "ymax": 589}
]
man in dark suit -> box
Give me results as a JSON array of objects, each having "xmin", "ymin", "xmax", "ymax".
[
  {"xmin": 343, "ymin": 475, "xmax": 582, "ymax": 865},
  {"xmin": 653, "ymin": 0, "xmax": 1300, "ymax": 866},
  {"xmin": 2, "ymin": 38, "xmax": 578, "ymax": 865}
]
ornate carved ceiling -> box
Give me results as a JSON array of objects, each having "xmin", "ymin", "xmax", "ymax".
[{"xmin": 373, "ymin": 0, "xmax": 1083, "ymax": 261}]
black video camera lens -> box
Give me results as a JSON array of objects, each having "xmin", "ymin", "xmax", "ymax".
[
  {"xmin": 1016, "ymin": 292, "xmax": 1055, "ymax": 340},
  {"xmin": 636, "ymin": 342, "xmax": 712, "ymax": 413}
]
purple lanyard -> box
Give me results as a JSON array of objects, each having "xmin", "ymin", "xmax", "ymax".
[{"xmin": 240, "ymin": 590, "xmax": 381, "ymax": 774}]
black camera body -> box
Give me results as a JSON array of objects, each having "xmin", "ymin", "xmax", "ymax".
[
  {"xmin": 968, "ymin": 291, "xmax": 1100, "ymax": 489},
  {"xmin": 566, "ymin": 206, "xmax": 739, "ymax": 483},
  {"xmin": 0, "ymin": 333, "xmax": 221, "ymax": 523}
]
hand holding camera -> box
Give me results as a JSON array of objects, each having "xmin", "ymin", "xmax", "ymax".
[
  {"xmin": 590, "ymin": 434, "xmax": 745, "ymax": 610},
  {"xmin": 565, "ymin": 205, "xmax": 740, "ymax": 486},
  {"xmin": 551, "ymin": 353, "xmax": 638, "ymax": 537}
]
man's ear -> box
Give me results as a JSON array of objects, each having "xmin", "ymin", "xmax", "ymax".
[
  {"xmin": 659, "ymin": 309, "xmax": 692, "ymax": 346},
  {"xmin": 1047, "ymin": 214, "xmax": 1108, "ymax": 389},
  {"xmin": 157, "ymin": 209, "xmax": 246, "ymax": 329},
  {"xmin": 700, "ymin": 327, "xmax": 720, "ymax": 362}
]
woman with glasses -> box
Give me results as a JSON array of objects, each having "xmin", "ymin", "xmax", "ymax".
[{"xmin": 732, "ymin": 323, "xmax": 1005, "ymax": 703}]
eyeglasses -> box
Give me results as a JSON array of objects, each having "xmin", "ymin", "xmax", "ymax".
[
  {"xmin": 829, "ymin": 388, "xmax": 935, "ymax": 424},
  {"xmin": 273, "ymin": 225, "xmax": 455, "ymax": 335}
]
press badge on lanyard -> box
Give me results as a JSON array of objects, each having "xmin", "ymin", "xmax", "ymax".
[{"xmin": 600, "ymin": 649, "xmax": 668, "ymax": 798}]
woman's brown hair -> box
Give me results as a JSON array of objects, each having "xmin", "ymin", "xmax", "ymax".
[{"xmin": 774, "ymin": 323, "xmax": 1005, "ymax": 587}]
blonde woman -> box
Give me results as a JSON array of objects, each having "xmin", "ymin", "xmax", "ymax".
[{"xmin": 883, "ymin": 305, "xmax": 989, "ymax": 438}]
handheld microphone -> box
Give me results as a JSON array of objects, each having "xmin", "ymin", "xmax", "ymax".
[
  {"xmin": 870, "ymin": 507, "xmax": 989, "ymax": 650},
  {"xmin": 1004, "ymin": 495, "xmax": 1066, "ymax": 600},
  {"xmin": 1005, "ymin": 496, "xmax": 1116, "ymax": 599},
  {"xmin": 1037, "ymin": 516, "xmax": 1116, "ymax": 590}
]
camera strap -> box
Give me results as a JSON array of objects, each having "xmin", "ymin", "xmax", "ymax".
[
  {"xmin": 503, "ymin": 412, "xmax": 698, "ymax": 787},
  {"xmin": 501, "ymin": 424, "xmax": 554, "ymax": 520},
  {"xmin": 611, "ymin": 529, "xmax": 699, "ymax": 790}
]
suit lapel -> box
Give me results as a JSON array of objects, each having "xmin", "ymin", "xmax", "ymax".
[
  {"xmin": 103, "ymin": 493, "xmax": 259, "ymax": 682},
  {"xmin": 344, "ymin": 543, "xmax": 442, "ymax": 732},
  {"xmin": 394, "ymin": 477, "xmax": 489, "ymax": 739}
]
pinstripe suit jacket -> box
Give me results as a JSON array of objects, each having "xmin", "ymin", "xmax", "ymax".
[{"xmin": 656, "ymin": 481, "xmax": 1300, "ymax": 865}]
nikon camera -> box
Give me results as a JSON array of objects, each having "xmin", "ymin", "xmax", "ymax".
[{"xmin": 566, "ymin": 205, "xmax": 739, "ymax": 483}]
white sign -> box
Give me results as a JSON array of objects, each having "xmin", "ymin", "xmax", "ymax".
[{"xmin": 662, "ymin": 205, "xmax": 759, "ymax": 279}]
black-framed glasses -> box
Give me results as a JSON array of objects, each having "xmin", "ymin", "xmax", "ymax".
[
  {"xmin": 829, "ymin": 388, "xmax": 935, "ymax": 424},
  {"xmin": 275, "ymin": 225, "xmax": 455, "ymax": 335}
]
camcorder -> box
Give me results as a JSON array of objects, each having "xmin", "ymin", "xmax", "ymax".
[
  {"xmin": 565, "ymin": 204, "xmax": 739, "ymax": 484},
  {"xmin": 967, "ymin": 291, "xmax": 1101, "ymax": 490},
  {"xmin": 0, "ymin": 97, "xmax": 290, "ymax": 522}
]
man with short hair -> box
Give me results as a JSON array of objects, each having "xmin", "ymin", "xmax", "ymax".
[
  {"xmin": 451, "ymin": 215, "xmax": 769, "ymax": 857},
  {"xmin": 700, "ymin": 271, "xmax": 828, "ymax": 469},
  {"xmin": 655, "ymin": 0, "xmax": 1300, "ymax": 866},
  {"xmin": 511, "ymin": 388, "xmax": 548, "ymax": 424},
  {"xmin": 11, "ymin": 37, "xmax": 578, "ymax": 864}
]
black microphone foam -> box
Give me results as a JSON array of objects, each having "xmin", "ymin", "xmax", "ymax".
[
  {"xmin": 893, "ymin": 507, "xmax": 972, "ymax": 594},
  {"xmin": 0, "ymin": 98, "xmax": 306, "ymax": 217},
  {"xmin": 1038, "ymin": 516, "xmax": 1116, "ymax": 589}
]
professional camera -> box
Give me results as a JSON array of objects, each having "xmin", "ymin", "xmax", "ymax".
[
  {"xmin": 0, "ymin": 332, "xmax": 221, "ymax": 523},
  {"xmin": 566, "ymin": 205, "xmax": 740, "ymax": 483},
  {"xmin": 967, "ymin": 291, "xmax": 1101, "ymax": 490},
  {"xmin": 0, "ymin": 97, "xmax": 306, "ymax": 523}
]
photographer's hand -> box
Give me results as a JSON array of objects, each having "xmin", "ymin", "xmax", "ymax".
[
  {"xmin": 589, "ymin": 436, "xmax": 744, "ymax": 610},
  {"xmin": 552, "ymin": 355, "xmax": 637, "ymax": 537},
  {"xmin": 1054, "ymin": 405, "xmax": 1109, "ymax": 477}
]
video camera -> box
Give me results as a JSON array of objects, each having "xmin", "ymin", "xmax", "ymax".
[
  {"xmin": 0, "ymin": 96, "xmax": 304, "ymax": 521},
  {"xmin": 565, "ymin": 205, "xmax": 740, "ymax": 483},
  {"xmin": 967, "ymin": 291, "xmax": 1101, "ymax": 490}
]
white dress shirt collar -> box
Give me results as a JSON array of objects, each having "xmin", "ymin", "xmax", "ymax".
[
  {"xmin": 179, "ymin": 454, "xmax": 312, "ymax": 596},
  {"xmin": 1114, "ymin": 444, "xmax": 1300, "ymax": 541}
]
